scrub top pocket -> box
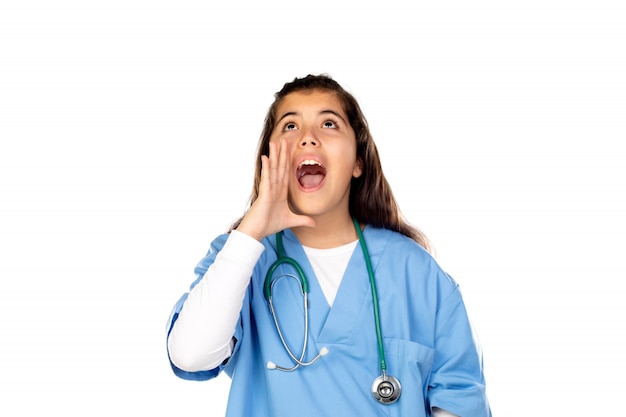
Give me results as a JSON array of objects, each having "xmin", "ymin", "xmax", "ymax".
[{"xmin": 380, "ymin": 338, "xmax": 436, "ymax": 415}]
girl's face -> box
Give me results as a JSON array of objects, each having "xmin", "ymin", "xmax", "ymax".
[{"xmin": 269, "ymin": 89, "xmax": 362, "ymax": 220}]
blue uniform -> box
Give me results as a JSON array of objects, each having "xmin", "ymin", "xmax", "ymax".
[{"xmin": 167, "ymin": 226, "xmax": 491, "ymax": 417}]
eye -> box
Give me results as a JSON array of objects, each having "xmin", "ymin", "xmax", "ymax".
[
  {"xmin": 322, "ymin": 119, "xmax": 338, "ymax": 129},
  {"xmin": 283, "ymin": 122, "xmax": 298, "ymax": 131}
]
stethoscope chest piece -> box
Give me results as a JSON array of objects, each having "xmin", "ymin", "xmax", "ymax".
[{"xmin": 371, "ymin": 373, "xmax": 402, "ymax": 404}]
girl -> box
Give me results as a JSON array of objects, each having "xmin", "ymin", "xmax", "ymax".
[{"xmin": 166, "ymin": 74, "xmax": 491, "ymax": 416}]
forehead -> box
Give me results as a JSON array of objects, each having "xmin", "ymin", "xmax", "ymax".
[{"xmin": 276, "ymin": 89, "xmax": 346, "ymax": 116}]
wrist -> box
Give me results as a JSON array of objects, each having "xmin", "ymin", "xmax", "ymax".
[{"xmin": 235, "ymin": 218, "xmax": 266, "ymax": 242}]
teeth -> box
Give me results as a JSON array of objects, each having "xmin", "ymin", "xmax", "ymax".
[{"xmin": 299, "ymin": 159, "xmax": 321, "ymax": 167}]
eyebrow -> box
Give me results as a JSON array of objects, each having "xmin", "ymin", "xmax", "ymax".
[{"xmin": 276, "ymin": 109, "xmax": 348, "ymax": 125}]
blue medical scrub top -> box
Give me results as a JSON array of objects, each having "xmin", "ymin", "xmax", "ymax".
[{"xmin": 167, "ymin": 226, "xmax": 491, "ymax": 417}]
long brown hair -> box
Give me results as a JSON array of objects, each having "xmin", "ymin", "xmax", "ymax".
[{"xmin": 230, "ymin": 74, "xmax": 432, "ymax": 253}]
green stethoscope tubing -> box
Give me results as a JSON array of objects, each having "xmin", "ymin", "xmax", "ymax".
[
  {"xmin": 263, "ymin": 217, "xmax": 401, "ymax": 404},
  {"xmin": 263, "ymin": 231, "xmax": 308, "ymax": 298},
  {"xmin": 352, "ymin": 217, "xmax": 387, "ymax": 375}
]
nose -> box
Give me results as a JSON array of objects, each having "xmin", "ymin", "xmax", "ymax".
[{"xmin": 298, "ymin": 127, "xmax": 319, "ymax": 148}]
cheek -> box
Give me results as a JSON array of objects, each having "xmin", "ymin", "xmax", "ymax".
[
  {"xmin": 337, "ymin": 154, "xmax": 361, "ymax": 182},
  {"xmin": 268, "ymin": 133, "xmax": 281, "ymax": 145},
  {"xmin": 269, "ymin": 130, "xmax": 299, "ymax": 147},
  {"xmin": 346, "ymin": 142, "xmax": 361, "ymax": 178}
]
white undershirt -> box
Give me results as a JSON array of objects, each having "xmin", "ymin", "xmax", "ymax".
[{"xmin": 302, "ymin": 240, "xmax": 358, "ymax": 307}]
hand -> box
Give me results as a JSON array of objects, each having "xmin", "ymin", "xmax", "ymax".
[{"xmin": 236, "ymin": 139, "xmax": 315, "ymax": 241}]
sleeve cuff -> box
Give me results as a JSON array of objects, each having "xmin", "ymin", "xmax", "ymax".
[{"xmin": 218, "ymin": 229, "xmax": 266, "ymax": 270}]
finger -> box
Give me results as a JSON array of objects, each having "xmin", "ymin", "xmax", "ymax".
[
  {"xmin": 260, "ymin": 154, "xmax": 270, "ymax": 191},
  {"xmin": 277, "ymin": 138, "xmax": 289, "ymax": 186},
  {"xmin": 267, "ymin": 141, "xmax": 279, "ymax": 185}
]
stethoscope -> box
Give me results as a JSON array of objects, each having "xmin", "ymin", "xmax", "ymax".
[{"xmin": 263, "ymin": 218, "xmax": 402, "ymax": 405}]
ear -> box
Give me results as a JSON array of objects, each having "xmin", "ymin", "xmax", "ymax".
[{"xmin": 352, "ymin": 157, "xmax": 363, "ymax": 178}]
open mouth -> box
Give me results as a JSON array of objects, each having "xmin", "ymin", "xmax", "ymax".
[{"xmin": 296, "ymin": 159, "xmax": 326, "ymax": 189}]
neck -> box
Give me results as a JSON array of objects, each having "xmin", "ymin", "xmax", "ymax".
[{"xmin": 291, "ymin": 214, "xmax": 359, "ymax": 249}]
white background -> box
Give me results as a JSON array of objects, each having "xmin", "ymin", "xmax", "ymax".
[{"xmin": 1, "ymin": 1, "xmax": 625, "ymax": 415}]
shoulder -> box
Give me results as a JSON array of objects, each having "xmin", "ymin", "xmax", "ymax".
[
  {"xmin": 365, "ymin": 225, "xmax": 459, "ymax": 291},
  {"xmin": 192, "ymin": 233, "xmax": 231, "ymax": 276},
  {"xmin": 365, "ymin": 225, "xmax": 432, "ymax": 263},
  {"xmin": 202, "ymin": 231, "xmax": 276, "ymax": 259}
]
